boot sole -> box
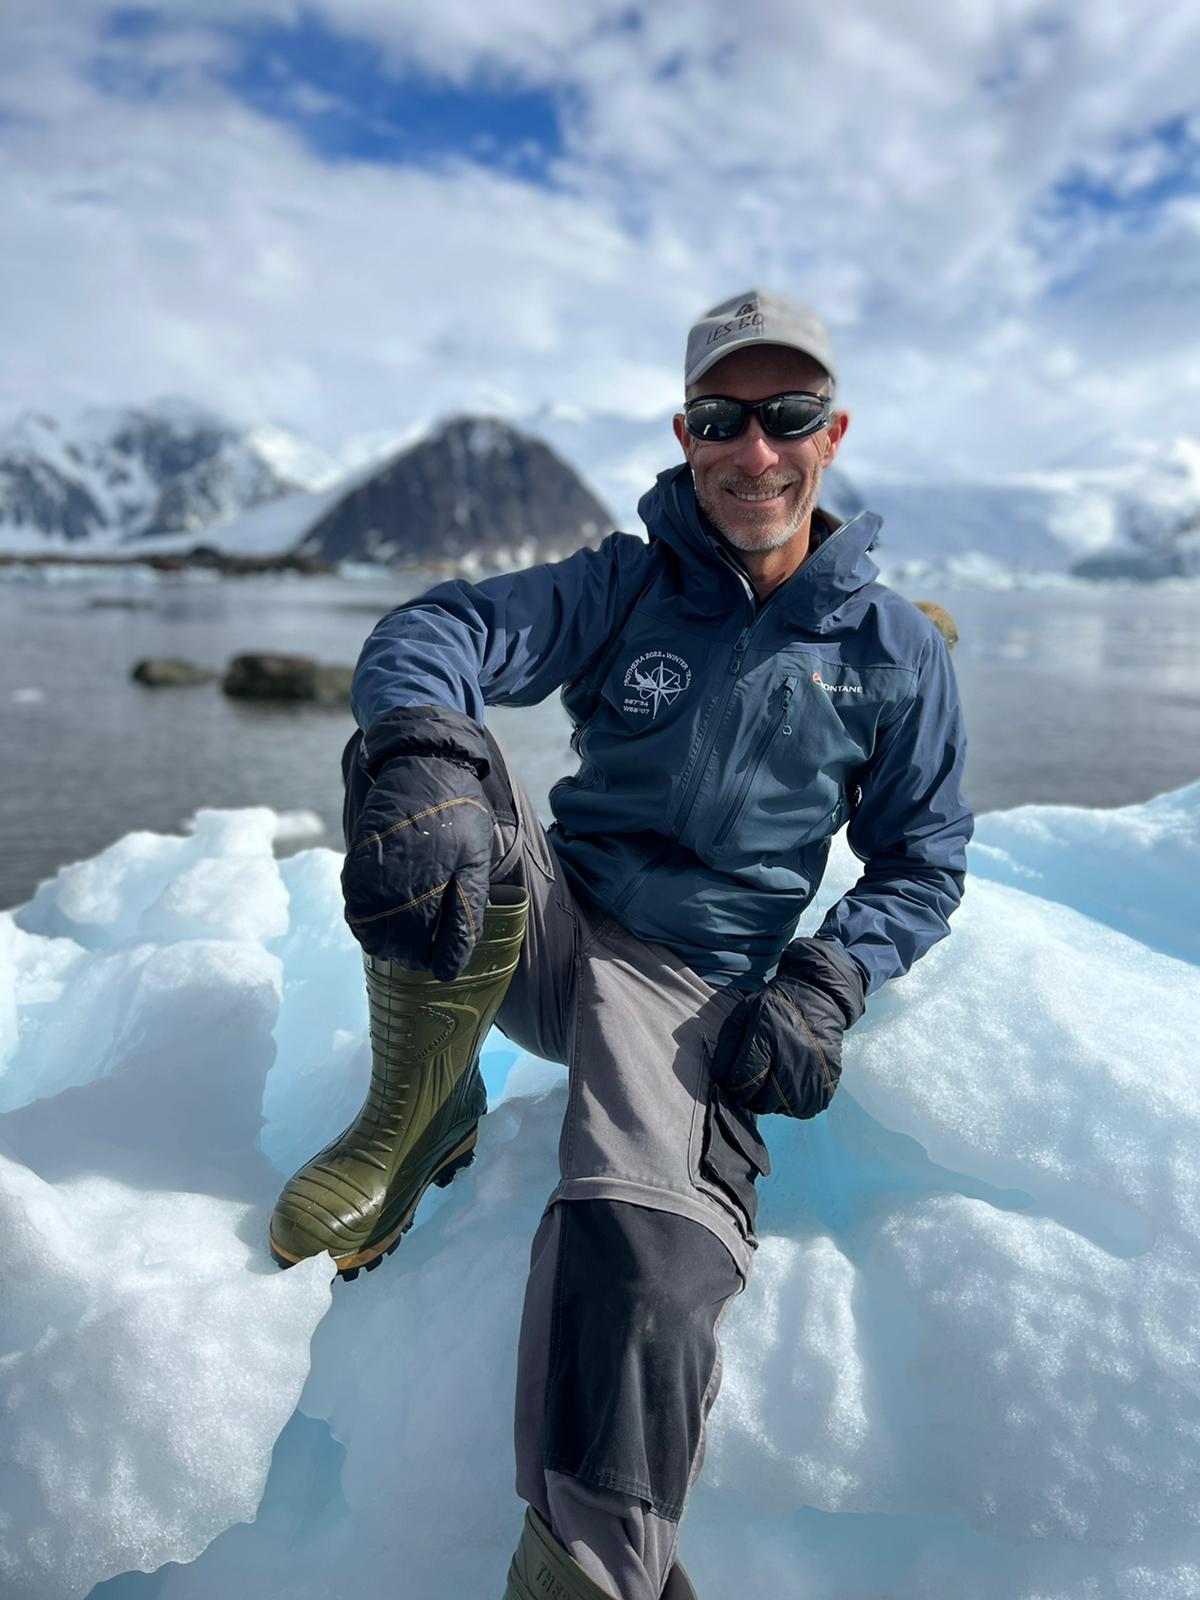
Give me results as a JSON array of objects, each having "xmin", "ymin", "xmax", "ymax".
[{"xmin": 268, "ymin": 1129, "xmax": 479, "ymax": 1280}]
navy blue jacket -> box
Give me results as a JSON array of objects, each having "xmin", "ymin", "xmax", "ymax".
[{"xmin": 352, "ymin": 464, "xmax": 973, "ymax": 997}]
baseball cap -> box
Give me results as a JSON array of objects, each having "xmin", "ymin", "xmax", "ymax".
[{"xmin": 684, "ymin": 289, "xmax": 836, "ymax": 390}]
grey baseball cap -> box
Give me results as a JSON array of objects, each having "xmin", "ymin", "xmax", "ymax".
[{"xmin": 684, "ymin": 289, "xmax": 836, "ymax": 390}]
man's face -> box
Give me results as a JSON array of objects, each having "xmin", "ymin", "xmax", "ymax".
[{"xmin": 672, "ymin": 345, "xmax": 848, "ymax": 555}]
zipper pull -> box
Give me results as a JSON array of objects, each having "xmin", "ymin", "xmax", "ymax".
[
  {"xmin": 730, "ymin": 627, "xmax": 751, "ymax": 675},
  {"xmin": 781, "ymin": 675, "xmax": 795, "ymax": 735}
]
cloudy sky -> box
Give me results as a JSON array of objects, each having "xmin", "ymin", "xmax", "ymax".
[{"xmin": 4, "ymin": 0, "xmax": 1199, "ymax": 522}]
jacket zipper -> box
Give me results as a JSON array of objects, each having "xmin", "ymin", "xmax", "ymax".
[
  {"xmin": 667, "ymin": 567, "xmax": 791, "ymax": 844},
  {"xmin": 710, "ymin": 674, "xmax": 796, "ymax": 847},
  {"xmin": 605, "ymin": 528, "xmax": 839, "ymax": 920},
  {"xmin": 610, "ymin": 573, "xmax": 754, "ymax": 917}
]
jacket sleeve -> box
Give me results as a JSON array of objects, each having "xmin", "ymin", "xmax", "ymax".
[
  {"xmin": 813, "ymin": 629, "xmax": 973, "ymax": 998},
  {"xmin": 351, "ymin": 531, "xmax": 655, "ymax": 729}
]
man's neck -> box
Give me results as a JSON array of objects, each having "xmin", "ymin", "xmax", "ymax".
[{"xmin": 720, "ymin": 509, "xmax": 833, "ymax": 604}]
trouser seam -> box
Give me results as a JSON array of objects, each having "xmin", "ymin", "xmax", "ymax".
[{"xmin": 542, "ymin": 1458, "xmax": 684, "ymax": 1523}]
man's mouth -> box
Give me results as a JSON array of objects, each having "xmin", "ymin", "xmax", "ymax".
[{"xmin": 724, "ymin": 484, "xmax": 791, "ymax": 504}]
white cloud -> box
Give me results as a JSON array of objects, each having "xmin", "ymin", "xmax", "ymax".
[{"xmin": 1, "ymin": 0, "xmax": 1199, "ymax": 525}]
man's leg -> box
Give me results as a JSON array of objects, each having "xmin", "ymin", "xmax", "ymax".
[
  {"xmin": 477, "ymin": 728, "xmax": 582, "ymax": 1066},
  {"xmin": 514, "ymin": 1199, "xmax": 742, "ymax": 1599},
  {"xmin": 509, "ymin": 917, "xmax": 766, "ymax": 1598}
]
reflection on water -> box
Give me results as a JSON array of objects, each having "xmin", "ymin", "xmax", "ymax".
[{"xmin": 2, "ymin": 571, "xmax": 1199, "ymax": 909}]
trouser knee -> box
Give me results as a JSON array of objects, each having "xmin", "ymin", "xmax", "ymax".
[{"xmin": 535, "ymin": 1199, "xmax": 743, "ymax": 1522}]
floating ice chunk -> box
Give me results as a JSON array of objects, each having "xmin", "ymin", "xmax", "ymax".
[
  {"xmin": 16, "ymin": 810, "xmax": 289, "ymax": 951},
  {"xmin": 840, "ymin": 877, "xmax": 1197, "ymax": 1252},
  {"xmin": 260, "ymin": 848, "xmax": 369, "ymax": 1176},
  {"xmin": 706, "ymin": 1233, "xmax": 877, "ymax": 1511},
  {"xmin": 266, "ymin": 810, "xmax": 325, "ymax": 844},
  {"xmin": 0, "ymin": 788, "xmax": 1196, "ymax": 1600},
  {"xmin": 0, "ymin": 1156, "xmax": 334, "ymax": 1600},
  {"xmin": 2, "ymin": 937, "xmax": 283, "ymax": 1195},
  {"xmin": 969, "ymin": 781, "xmax": 1200, "ymax": 964}
]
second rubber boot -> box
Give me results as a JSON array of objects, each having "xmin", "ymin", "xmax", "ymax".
[
  {"xmin": 662, "ymin": 1560, "xmax": 700, "ymax": 1598},
  {"xmin": 503, "ymin": 1506, "xmax": 618, "ymax": 1600},
  {"xmin": 269, "ymin": 883, "xmax": 528, "ymax": 1278}
]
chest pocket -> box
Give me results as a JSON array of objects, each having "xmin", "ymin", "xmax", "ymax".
[
  {"xmin": 700, "ymin": 658, "xmax": 873, "ymax": 863},
  {"xmin": 710, "ymin": 673, "xmax": 798, "ymax": 848}
]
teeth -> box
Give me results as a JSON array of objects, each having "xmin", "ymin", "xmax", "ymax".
[{"xmin": 731, "ymin": 489, "xmax": 784, "ymax": 501}]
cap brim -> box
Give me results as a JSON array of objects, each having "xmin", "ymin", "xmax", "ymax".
[{"xmin": 686, "ymin": 337, "xmax": 834, "ymax": 390}]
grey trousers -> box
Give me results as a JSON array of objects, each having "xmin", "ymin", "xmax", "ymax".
[{"xmin": 484, "ymin": 735, "xmax": 770, "ymax": 1599}]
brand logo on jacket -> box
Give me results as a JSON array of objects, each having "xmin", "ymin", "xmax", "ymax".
[
  {"xmin": 623, "ymin": 652, "xmax": 692, "ymax": 717},
  {"xmin": 811, "ymin": 671, "xmax": 863, "ymax": 695}
]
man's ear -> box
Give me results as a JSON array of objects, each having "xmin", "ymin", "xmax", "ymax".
[
  {"xmin": 820, "ymin": 410, "xmax": 850, "ymax": 467},
  {"xmin": 672, "ymin": 410, "xmax": 692, "ymax": 461}
]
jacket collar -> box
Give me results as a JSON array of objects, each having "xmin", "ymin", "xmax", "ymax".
[{"xmin": 638, "ymin": 464, "xmax": 882, "ymax": 632}]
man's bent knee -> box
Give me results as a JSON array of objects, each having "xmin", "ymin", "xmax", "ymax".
[{"xmin": 541, "ymin": 1199, "xmax": 743, "ymax": 1521}]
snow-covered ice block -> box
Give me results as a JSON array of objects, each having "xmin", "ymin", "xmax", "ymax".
[
  {"xmin": 0, "ymin": 1158, "xmax": 334, "ymax": 1600},
  {"xmin": 969, "ymin": 780, "xmax": 1200, "ymax": 964},
  {"xmin": 16, "ymin": 809, "xmax": 290, "ymax": 951},
  {"xmin": 0, "ymin": 786, "xmax": 1197, "ymax": 1600}
]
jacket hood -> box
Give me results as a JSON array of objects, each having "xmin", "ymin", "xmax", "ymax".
[{"xmin": 637, "ymin": 463, "xmax": 883, "ymax": 632}]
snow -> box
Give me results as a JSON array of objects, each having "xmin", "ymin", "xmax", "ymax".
[
  {"xmin": 854, "ymin": 437, "xmax": 1200, "ymax": 579},
  {"xmin": 1, "ymin": 785, "xmax": 1199, "ymax": 1598},
  {"xmin": 0, "ymin": 400, "xmax": 335, "ymax": 555}
]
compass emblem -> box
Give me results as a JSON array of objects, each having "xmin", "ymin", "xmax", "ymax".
[{"xmin": 622, "ymin": 651, "xmax": 692, "ymax": 718}]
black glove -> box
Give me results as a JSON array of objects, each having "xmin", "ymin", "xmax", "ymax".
[
  {"xmin": 711, "ymin": 938, "xmax": 866, "ymax": 1118},
  {"xmin": 340, "ymin": 706, "xmax": 494, "ymax": 980}
]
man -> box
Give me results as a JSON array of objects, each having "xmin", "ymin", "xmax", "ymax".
[{"xmin": 270, "ymin": 289, "xmax": 973, "ymax": 1600}]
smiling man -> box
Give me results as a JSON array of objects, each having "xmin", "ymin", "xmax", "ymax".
[{"xmin": 270, "ymin": 289, "xmax": 973, "ymax": 1600}]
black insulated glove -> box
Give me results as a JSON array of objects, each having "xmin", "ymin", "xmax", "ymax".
[
  {"xmin": 340, "ymin": 706, "xmax": 495, "ymax": 980},
  {"xmin": 711, "ymin": 938, "xmax": 867, "ymax": 1119}
]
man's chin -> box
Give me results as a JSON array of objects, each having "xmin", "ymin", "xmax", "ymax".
[{"xmin": 711, "ymin": 516, "xmax": 802, "ymax": 554}]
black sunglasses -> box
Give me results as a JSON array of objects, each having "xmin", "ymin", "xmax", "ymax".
[{"xmin": 683, "ymin": 391, "xmax": 833, "ymax": 443}]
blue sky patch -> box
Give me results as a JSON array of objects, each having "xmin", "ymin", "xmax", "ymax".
[
  {"xmin": 103, "ymin": 7, "xmax": 164, "ymax": 40},
  {"xmin": 1050, "ymin": 115, "xmax": 1200, "ymax": 220},
  {"xmin": 216, "ymin": 12, "xmax": 567, "ymax": 181},
  {"xmin": 91, "ymin": 6, "xmax": 568, "ymax": 180}
]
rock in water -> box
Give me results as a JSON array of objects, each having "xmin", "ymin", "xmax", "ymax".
[
  {"xmin": 132, "ymin": 657, "xmax": 218, "ymax": 687},
  {"xmin": 222, "ymin": 654, "xmax": 353, "ymax": 703},
  {"xmin": 223, "ymin": 654, "xmax": 320, "ymax": 701}
]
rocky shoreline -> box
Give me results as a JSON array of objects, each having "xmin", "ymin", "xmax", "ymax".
[{"xmin": 0, "ymin": 545, "xmax": 335, "ymax": 577}]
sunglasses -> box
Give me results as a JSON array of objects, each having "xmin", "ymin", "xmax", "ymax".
[{"xmin": 683, "ymin": 391, "xmax": 833, "ymax": 443}]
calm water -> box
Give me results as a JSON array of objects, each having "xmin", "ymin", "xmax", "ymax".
[{"xmin": 2, "ymin": 569, "xmax": 1199, "ymax": 910}]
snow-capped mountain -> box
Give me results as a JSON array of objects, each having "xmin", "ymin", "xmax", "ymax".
[
  {"xmin": 4, "ymin": 394, "xmax": 1196, "ymax": 581},
  {"xmin": 854, "ymin": 436, "xmax": 1200, "ymax": 583},
  {"xmin": 0, "ymin": 399, "xmax": 338, "ymax": 550},
  {"xmin": 294, "ymin": 415, "xmax": 613, "ymax": 568}
]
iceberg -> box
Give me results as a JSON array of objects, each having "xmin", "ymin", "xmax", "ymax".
[{"xmin": 2, "ymin": 787, "xmax": 1199, "ymax": 1599}]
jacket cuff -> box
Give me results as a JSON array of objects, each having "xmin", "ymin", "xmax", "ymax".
[
  {"xmin": 361, "ymin": 705, "xmax": 491, "ymax": 779},
  {"xmin": 778, "ymin": 936, "xmax": 867, "ymax": 1029}
]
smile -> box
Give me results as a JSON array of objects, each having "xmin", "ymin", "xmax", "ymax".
[{"xmin": 727, "ymin": 488, "xmax": 788, "ymax": 504}]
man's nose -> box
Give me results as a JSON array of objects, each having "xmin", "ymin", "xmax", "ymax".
[{"xmin": 730, "ymin": 418, "xmax": 780, "ymax": 474}]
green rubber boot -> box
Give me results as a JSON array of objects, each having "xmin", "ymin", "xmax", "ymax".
[
  {"xmin": 502, "ymin": 1506, "xmax": 702, "ymax": 1600},
  {"xmin": 270, "ymin": 884, "xmax": 528, "ymax": 1279},
  {"xmin": 663, "ymin": 1559, "xmax": 700, "ymax": 1598},
  {"xmin": 503, "ymin": 1507, "xmax": 617, "ymax": 1600}
]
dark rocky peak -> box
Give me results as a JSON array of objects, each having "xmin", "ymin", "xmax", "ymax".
[{"xmin": 298, "ymin": 414, "xmax": 614, "ymax": 568}]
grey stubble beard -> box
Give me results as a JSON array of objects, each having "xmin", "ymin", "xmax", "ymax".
[{"xmin": 692, "ymin": 467, "xmax": 821, "ymax": 555}]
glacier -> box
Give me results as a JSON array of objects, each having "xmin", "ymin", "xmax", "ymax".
[{"xmin": 2, "ymin": 788, "xmax": 1199, "ymax": 1600}]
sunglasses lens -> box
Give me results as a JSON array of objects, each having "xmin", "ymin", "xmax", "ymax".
[
  {"xmin": 760, "ymin": 395, "xmax": 830, "ymax": 438},
  {"xmin": 684, "ymin": 398, "xmax": 745, "ymax": 441},
  {"xmin": 685, "ymin": 393, "xmax": 831, "ymax": 442}
]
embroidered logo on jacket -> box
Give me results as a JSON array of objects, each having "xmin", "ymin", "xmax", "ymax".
[
  {"xmin": 623, "ymin": 652, "xmax": 692, "ymax": 717},
  {"xmin": 811, "ymin": 671, "xmax": 863, "ymax": 695}
]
